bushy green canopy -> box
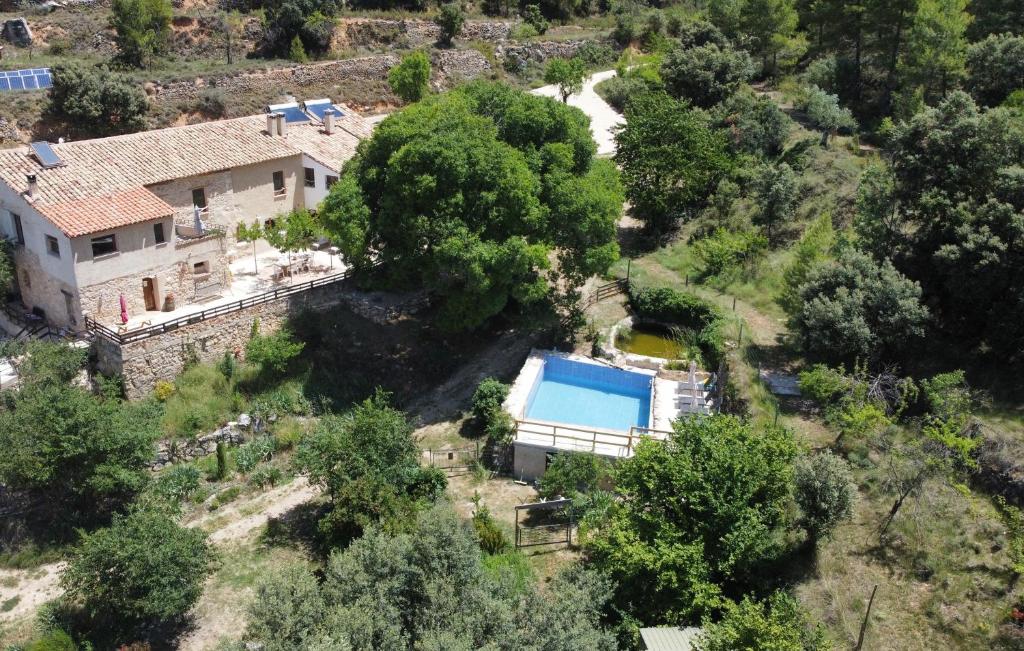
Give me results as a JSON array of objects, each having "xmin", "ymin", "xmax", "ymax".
[
  {"xmin": 584, "ymin": 415, "xmax": 798, "ymax": 624},
  {"xmin": 49, "ymin": 64, "xmax": 149, "ymax": 137},
  {"xmin": 320, "ymin": 82, "xmax": 622, "ymax": 330},
  {"xmin": 62, "ymin": 508, "xmax": 216, "ymax": 623},
  {"xmin": 855, "ymin": 92, "xmax": 1024, "ymax": 361},
  {"xmin": 614, "ymin": 92, "xmax": 732, "ymax": 233},
  {"xmin": 243, "ymin": 505, "xmax": 616, "ymax": 650},
  {"xmin": 791, "ymin": 249, "xmax": 929, "ymax": 364}
]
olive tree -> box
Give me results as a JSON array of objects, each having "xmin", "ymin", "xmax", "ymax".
[
  {"xmin": 660, "ymin": 41, "xmax": 754, "ymax": 109},
  {"xmin": 794, "ymin": 451, "xmax": 856, "ymax": 544},
  {"xmin": 791, "ymin": 249, "xmax": 929, "ymax": 364}
]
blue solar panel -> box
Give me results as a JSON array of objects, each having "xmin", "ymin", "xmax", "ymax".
[
  {"xmin": 279, "ymin": 106, "xmax": 309, "ymax": 123},
  {"xmin": 31, "ymin": 141, "xmax": 63, "ymax": 168},
  {"xmin": 0, "ymin": 67, "xmax": 51, "ymax": 92},
  {"xmin": 305, "ymin": 101, "xmax": 345, "ymax": 121}
]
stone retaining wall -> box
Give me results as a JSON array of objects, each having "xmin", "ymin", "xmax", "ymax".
[
  {"xmin": 150, "ymin": 41, "xmax": 588, "ymax": 106},
  {"xmin": 94, "ymin": 281, "xmax": 430, "ymax": 399}
]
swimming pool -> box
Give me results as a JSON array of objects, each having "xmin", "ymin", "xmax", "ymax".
[{"xmin": 525, "ymin": 356, "xmax": 652, "ymax": 432}]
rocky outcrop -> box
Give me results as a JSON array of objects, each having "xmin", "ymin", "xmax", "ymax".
[{"xmin": 150, "ymin": 422, "xmax": 247, "ymax": 470}]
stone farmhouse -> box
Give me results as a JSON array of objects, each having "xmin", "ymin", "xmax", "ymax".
[{"xmin": 0, "ymin": 103, "xmax": 371, "ymax": 330}]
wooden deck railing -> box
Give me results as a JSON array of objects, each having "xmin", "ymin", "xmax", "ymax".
[
  {"xmin": 85, "ymin": 267, "xmax": 359, "ymax": 345},
  {"xmin": 514, "ymin": 419, "xmax": 673, "ymax": 457}
]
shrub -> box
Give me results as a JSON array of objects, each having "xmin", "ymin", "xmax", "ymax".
[
  {"xmin": 149, "ymin": 464, "xmax": 202, "ymax": 503},
  {"xmin": 217, "ymin": 350, "xmax": 237, "ymax": 380},
  {"xmin": 471, "ymin": 377, "xmax": 510, "ymax": 424},
  {"xmin": 574, "ymin": 41, "xmax": 616, "ymax": 67},
  {"xmin": 538, "ymin": 452, "xmax": 610, "ymax": 499},
  {"xmin": 272, "ymin": 417, "xmax": 307, "ymax": 450},
  {"xmin": 248, "ymin": 465, "xmax": 284, "ymax": 489},
  {"xmin": 596, "ymin": 74, "xmax": 658, "ymax": 112},
  {"xmin": 209, "ymin": 485, "xmax": 242, "ymax": 510},
  {"xmin": 154, "ymin": 380, "xmax": 176, "ymax": 402},
  {"xmin": 692, "ymin": 228, "xmax": 768, "ymax": 276},
  {"xmin": 289, "ymin": 35, "xmax": 309, "ymax": 62},
  {"xmin": 246, "ymin": 328, "xmax": 305, "ymax": 374},
  {"xmin": 697, "ymin": 591, "xmax": 829, "ymax": 651},
  {"xmin": 472, "ymin": 506, "xmax": 510, "ymax": 554},
  {"xmin": 388, "ymin": 51, "xmax": 431, "ymax": 104},
  {"xmin": 62, "ymin": 508, "xmax": 216, "ymax": 623},
  {"xmin": 794, "ymin": 452, "xmax": 855, "ymax": 543},
  {"xmin": 235, "ymin": 436, "xmax": 275, "ymax": 474},
  {"xmin": 24, "ymin": 629, "xmax": 76, "ymax": 651},
  {"xmin": 435, "ymin": 3, "xmax": 465, "ymax": 46},
  {"xmin": 216, "ymin": 441, "xmax": 229, "ymax": 480},
  {"xmin": 521, "ymin": 4, "xmax": 548, "ymax": 34},
  {"xmin": 196, "ymin": 87, "xmax": 227, "ymax": 118}
]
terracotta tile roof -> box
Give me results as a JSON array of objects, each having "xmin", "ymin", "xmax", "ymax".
[
  {"xmin": 0, "ymin": 109, "xmax": 372, "ymax": 237},
  {"xmin": 37, "ymin": 188, "xmax": 174, "ymax": 238},
  {"xmin": 284, "ymin": 120, "xmax": 362, "ymax": 173}
]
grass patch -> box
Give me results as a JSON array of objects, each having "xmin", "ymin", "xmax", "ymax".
[{"xmin": 1, "ymin": 596, "xmax": 20, "ymax": 613}]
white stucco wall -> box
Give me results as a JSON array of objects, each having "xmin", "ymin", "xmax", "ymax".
[{"xmin": 300, "ymin": 154, "xmax": 339, "ymax": 207}]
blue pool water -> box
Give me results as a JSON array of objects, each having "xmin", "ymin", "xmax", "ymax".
[{"xmin": 526, "ymin": 356, "xmax": 651, "ymax": 432}]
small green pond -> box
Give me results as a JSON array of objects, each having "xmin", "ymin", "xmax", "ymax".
[{"xmin": 616, "ymin": 325, "xmax": 687, "ymax": 359}]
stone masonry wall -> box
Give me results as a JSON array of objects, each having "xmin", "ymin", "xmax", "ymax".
[
  {"xmin": 79, "ymin": 235, "xmax": 228, "ymax": 324},
  {"xmin": 94, "ymin": 281, "xmax": 429, "ymax": 399}
]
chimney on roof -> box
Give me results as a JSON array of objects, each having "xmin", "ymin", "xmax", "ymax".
[
  {"xmin": 26, "ymin": 174, "xmax": 37, "ymax": 199},
  {"xmin": 275, "ymin": 112, "xmax": 287, "ymax": 138},
  {"xmin": 266, "ymin": 113, "xmax": 277, "ymax": 137},
  {"xmin": 323, "ymin": 108, "xmax": 335, "ymax": 135}
]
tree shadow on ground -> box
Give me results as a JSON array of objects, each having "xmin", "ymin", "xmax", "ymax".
[{"xmin": 261, "ymin": 500, "xmax": 331, "ymax": 560}]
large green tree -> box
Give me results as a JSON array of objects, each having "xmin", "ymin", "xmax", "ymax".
[
  {"xmin": 855, "ymin": 92, "xmax": 1024, "ymax": 361},
  {"xmin": 319, "ymin": 82, "xmax": 621, "ymax": 330},
  {"xmin": 712, "ymin": 90, "xmax": 792, "ymax": 157},
  {"xmin": 614, "ymin": 91, "xmax": 732, "ymax": 233},
  {"xmin": 897, "ymin": 0, "xmax": 971, "ymax": 106},
  {"xmin": 584, "ymin": 415, "xmax": 798, "ymax": 624},
  {"xmin": 661, "ymin": 41, "xmax": 755, "ymax": 109},
  {"xmin": 293, "ymin": 391, "xmax": 445, "ymax": 542},
  {"xmin": 62, "ymin": 508, "xmax": 216, "ymax": 624},
  {"xmin": 109, "ymin": 0, "xmax": 173, "ymax": 68},
  {"xmin": 243, "ymin": 505, "xmax": 616, "ymax": 649},
  {"xmin": 791, "ymin": 249, "xmax": 929, "ymax": 364},
  {"xmin": 0, "ymin": 344, "xmax": 158, "ymax": 520},
  {"xmin": 49, "ymin": 64, "xmax": 148, "ymax": 137},
  {"xmin": 965, "ymin": 33, "xmax": 1024, "ymax": 107}
]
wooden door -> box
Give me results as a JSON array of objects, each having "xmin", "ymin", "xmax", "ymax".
[{"xmin": 142, "ymin": 278, "xmax": 156, "ymax": 311}]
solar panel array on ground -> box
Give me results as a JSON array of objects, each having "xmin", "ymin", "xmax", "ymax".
[{"xmin": 0, "ymin": 68, "xmax": 52, "ymax": 92}]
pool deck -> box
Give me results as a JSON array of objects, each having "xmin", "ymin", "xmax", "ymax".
[{"xmin": 506, "ymin": 350, "xmax": 713, "ymax": 460}]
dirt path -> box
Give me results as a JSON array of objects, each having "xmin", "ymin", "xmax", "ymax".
[
  {"xmin": 0, "ymin": 476, "xmax": 320, "ymax": 637},
  {"xmin": 0, "ymin": 561, "xmax": 65, "ymax": 624}
]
